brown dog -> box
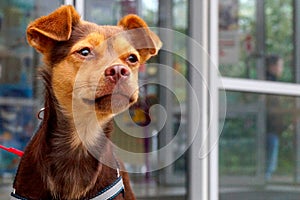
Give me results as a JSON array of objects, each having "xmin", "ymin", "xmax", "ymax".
[{"xmin": 11, "ymin": 5, "xmax": 161, "ymax": 200}]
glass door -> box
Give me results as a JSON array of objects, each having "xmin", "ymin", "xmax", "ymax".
[{"xmin": 219, "ymin": 0, "xmax": 300, "ymax": 198}]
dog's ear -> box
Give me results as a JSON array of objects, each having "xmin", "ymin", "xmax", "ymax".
[
  {"xmin": 26, "ymin": 5, "xmax": 80, "ymax": 53},
  {"xmin": 118, "ymin": 14, "xmax": 162, "ymax": 62}
]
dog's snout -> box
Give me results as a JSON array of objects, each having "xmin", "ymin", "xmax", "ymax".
[{"xmin": 105, "ymin": 65, "xmax": 130, "ymax": 82}]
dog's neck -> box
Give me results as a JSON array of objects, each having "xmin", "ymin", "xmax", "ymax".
[
  {"xmin": 43, "ymin": 67, "xmax": 119, "ymax": 199},
  {"xmin": 13, "ymin": 67, "xmax": 119, "ymax": 199}
]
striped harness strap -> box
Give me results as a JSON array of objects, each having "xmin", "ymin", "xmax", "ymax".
[{"xmin": 11, "ymin": 170, "xmax": 124, "ymax": 200}]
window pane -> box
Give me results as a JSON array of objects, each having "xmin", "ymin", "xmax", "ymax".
[
  {"xmin": 0, "ymin": 1, "xmax": 62, "ymax": 199},
  {"xmin": 219, "ymin": 0, "xmax": 294, "ymax": 82},
  {"xmin": 219, "ymin": 0, "xmax": 256, "ymax": 78},
  {"xmin": 265, "ymin": 0, "xmax": 293, "ymax": 82},
  {"xmin": 220, "ymin": 91, "xmax": 299, "ymax": 198}
]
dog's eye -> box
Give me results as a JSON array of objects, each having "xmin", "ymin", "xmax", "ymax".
[
  {"xmin": 127, "ymin": 54, "xmax": 139, "ymax": 64},
  {"xmin": 78, "ymin": 48, "xmax": 91, "ymax": 57}
]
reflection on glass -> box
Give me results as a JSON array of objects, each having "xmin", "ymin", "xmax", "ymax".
[
  {"xmin": 219, "ymin": 0, "xmax": 255, "ymax": 78},
  {"xmin": 0, "ymin": 1, "xmax": 61, "ymax": 197},
  {"xmin": 220, "ymin": 91, "xmax": 296, "ymax": 185},
  {"xmin": 265, "ymin": 93, "xmax": 295, "ymax": 182},
  {"xmin": 218, "ymin": 0, "xmax": 294, "ymax": 82},
  {"xmin": 265, "ymin": 0, "xmax": 293, "ymax": 82},
  {"xmin": 85, "ymin": 0, "xmax": 159, "ymax": 26},
  {"xmin": 220, "ymin": 115, "xmax": 257, "ymax": 176}
]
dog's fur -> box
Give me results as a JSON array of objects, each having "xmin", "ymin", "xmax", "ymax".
[{"xmin": 12, "ymin": 5, "xmax": 161, "ymax": 200}]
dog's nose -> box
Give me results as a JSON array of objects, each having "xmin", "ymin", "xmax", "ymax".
[{"xmin": 105, "ymin": 65, "xmax": 130, "ymax": 82}]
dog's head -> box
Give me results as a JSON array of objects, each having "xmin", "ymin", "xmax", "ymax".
[{"xmin": 27, "ymin": 6, "xmax": 161, "ymax": 120}]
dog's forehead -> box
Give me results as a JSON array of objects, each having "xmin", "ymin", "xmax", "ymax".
[
  {"xmin": 73, "ymin": 21, "xmax": 138, "ymax": 55},
  {"xmin": 49, "ymin": 22, "xmax": 134, "ymax": 65},
  {"xmin": 75, "ymin": 22, "xmax": 133, "ymax": 48},
  {"xmin": 79, "ymin": 21, "xmax": 125, "ymax": 41}
]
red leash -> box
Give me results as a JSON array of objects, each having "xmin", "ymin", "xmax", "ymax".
[{"xmin": 0, "ymin": 145, "xmax": 24, "ymax": 157}]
